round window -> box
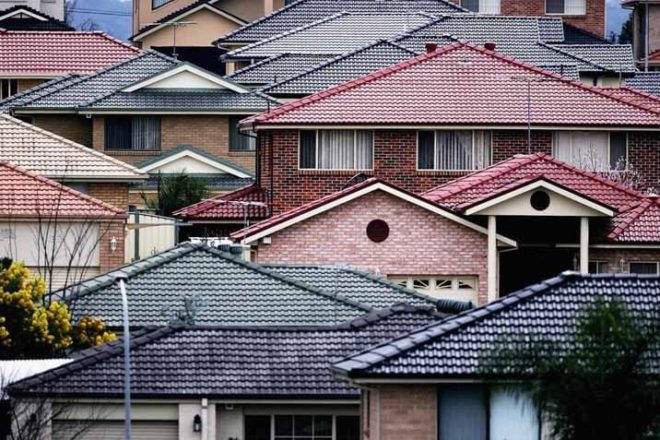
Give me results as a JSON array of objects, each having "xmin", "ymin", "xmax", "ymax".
[
  {"xmin": 366, "ymin": 219, "xmax": 390, "ymax": 243},
  {"xmin": 530, "ymin": 190, "xmax": 551, "ymax": 211}
]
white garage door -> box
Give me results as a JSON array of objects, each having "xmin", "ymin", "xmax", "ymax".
[{"xmin": 53, "ymin": 420, "xmax": 178, "ymax": 440}]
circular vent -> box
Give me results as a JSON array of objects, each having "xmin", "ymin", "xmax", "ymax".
[
  {"xmin": 530, "ymin": 190, "xmax": 551, "ymax": 211},
  {"xmin": 366, "ymin": 219, "xmax": 390, "ymax": 243}
]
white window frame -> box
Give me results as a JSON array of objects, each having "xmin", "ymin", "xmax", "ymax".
[
  {"xmin": 588, "ymin": 260, "xmax": 608, "ymax": 274},
  {"xmin": 545, "ymin": 0, "xmax": 587, "ymax": 16},
  {"xmin": 0, "ymin": 79, "xmax": 18, "ymax": 100},
  {"xmin": 416, "ymin": 130, "xmax": 493, "ymax": 172},
  {"xmin": 244, "ymin": 414, "xmax": 358, "ymax": 440},
  {"xmin": 298, "ymin": 129, "xmax": 375, "ymax": 171},
  {"xmin": 460, "ymin": 0, "xmax": 501, "ymax": 14},
  {"xmin": 628, "ymin": 261, "xmax": 660, "ymax": 275},
  {"xmin": 390, "ymin": 275, "xmax": 478, "ymax": 297},
  {"xmin": 551, "ymin": 131, "xmax": 628, "ymax": 171}
]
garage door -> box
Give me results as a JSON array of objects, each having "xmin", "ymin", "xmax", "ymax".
[{"xmin": 53, "ymin": 420, "xmax": 178, "ymax": 440}]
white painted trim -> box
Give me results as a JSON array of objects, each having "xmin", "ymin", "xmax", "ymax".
[
  {"xmin": 241, "ymin": 182, "xmax": 517, "ymax": 247},
  {"xmin": 464, "ymin": 180, "xmax": 615, "ymax": 217},
  {"xmin": 137, "ymin": 149, "xmax": 252, "ymax": 178},
  {"xmin": 250, "ymin": 124, "xmax": 660, "ymax": 132},
  {"xmin": 133, "ymin": 3, "xmax": 246, "ymax": 41},
  {"xmin": 82, "ymin": 110, "xmax": 265, "ymax": 115},
  {"xmin": 0, "ymin": 8, "xmax": 49, "ymax": 21},
  {"xmin": 122, "ymin": 64, "xmax": 249, "ymax": 94},
  {"xmin": 580, "ymin": 217, "xmax": 589, "ymax": 273}
]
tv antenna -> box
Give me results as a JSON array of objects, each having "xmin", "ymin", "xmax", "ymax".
[{"xmin": 144, "ymin": 21, "xmax": 197, "ymax": 59}]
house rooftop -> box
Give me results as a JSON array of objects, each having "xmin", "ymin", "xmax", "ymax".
[
  {"xmin": 173, "ymin": 185, "xmax": 269, "ymax": 221},
  {"xmin": 608, "ymin": 197, "xmax": 660, "ymax": 243},
  {"xmin": 227, "ymin": 53, "xmax": 335, "ymax": 86},
  {"xmin": 0, "ymin": 6, "xmax": 72, "ymax": 31},
  {"xmin": 625, "ymin": 72, "xmax": 660, "ymax": 97}
]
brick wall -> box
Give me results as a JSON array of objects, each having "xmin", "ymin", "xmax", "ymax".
[
  {"xmin": 98, "ymin": 220, "xmax": 126, "ymax": 272},
  {"xmin": 88, "ymin": 183, "xmax": 130, "ymax": 211},
  {"xmin": 628, "ymin": 131, "xmax": 660, "ymax": 192},
  {"xmin": 32, "ymin": 115, "xmax": 93, "ymax": 147},
  {"xmin": 92, "ymin": 115, "xmax": 255, "ymax": 170},
  {"xmin": 253, "ymin": 190, "xmax": 490, "ymax": 304},
  {"xmin": 590, "ymin": 248, "xmax": 660, "ymax": 272},
  {"xmin": 17, "ymin": 78, "xmax": 46, "ymax": 93},
  {"xmin": 363, "ymin": 385, "xmax": 437, "ymax": 440}
]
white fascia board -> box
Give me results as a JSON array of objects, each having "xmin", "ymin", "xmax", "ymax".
[
  {"xmin": 138, "ymin": 149, "xmax": 252, "ymax": 178},
  {"xmin": 464, "ymin": 180, "xmax": 615, "ymax": 217},
  {"xmin": 122, "ymin": 64, "xmax": 249, "ymax": 94},
  {"xmin": 251, "ymin": 124, "xmax": 660, "ymax": 132},
  {"xmin": 0, "ymin": 8, "xmax": 48, "ymax": 21},
  {"xmin": 242, "ymin": 182, "xmax": 517, "ymax": 247}
]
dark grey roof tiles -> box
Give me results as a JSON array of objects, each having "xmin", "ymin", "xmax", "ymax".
[
  {"xmin": 551, "ymin": 44, "xmax": 637, "ymax": 73},
  {"xmin": 0, "ymin": 5, "xmax": 73, "ymax": 31},
  {"xmin": 216, "ymin": 0, "xmax": 465, "ymax": 45},
  {"xmin": 262, "ymin": 40, "xmax": 419, "ymax": 96},
  {"xmin": 562, "ymin": 22, "xmax": 611, "ymax": 45},
  {"xmin": 333, "ymin": 273, "xmax": 660, "ymax": 379},
  {"xmin": 537, "ymin": 63, "xmax": 580, "ymax": 80},
  {"xmin": 227, "ymin": 53, "xmax": 335, "ymax": 86},
  {"xmin": 625, "ymin": 72, "xmax": 660, "ymax": 97},
  {"xmin": 9, "ymin": 304, "xmax": 444, "ymax": 398}
]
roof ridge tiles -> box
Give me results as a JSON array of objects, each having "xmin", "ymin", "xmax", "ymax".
[
  {"xmin": 607, "ymin": 196, "xmax": 660, "ymax": 240},
  {"xmin": 539, "ymin": 41, "xmax": 606, "ymax": 71},
  {"xmin": 227, "ymin": 53, "xmax": 290, "ymax": 78},
  {"xmin": 172, "ymin": 184, "xmax": 264, "ymax": 217},
  {"xmin": 0, "ymin": 74, "xmax": 81, "ymax": 108}
]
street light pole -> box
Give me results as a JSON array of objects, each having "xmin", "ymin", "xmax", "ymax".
[{"xmin": 115, "ymin": 273, "xmax": 132, "ymax": 440}]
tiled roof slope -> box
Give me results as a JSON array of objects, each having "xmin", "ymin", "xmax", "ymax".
[
  {"xmin": 224, "ymin": 12, "xmax": 432, "ymax": 60},
  {"xmin": 598, "ymin": 86, "xmax": 660, "ymax": 113},
  {"xmin": 242, "ymin": 42, "xmax": 660, "ymax": 128},
  {"xmin": 332, "ymin": 273, "xmax": 660, "ymax": 378},
  {"xmin": 0, "ymin": 114, "xmax": 145, "ymax": 180},
  {"xmin": 227, "ymin": 53, "xmax": 335, "ymax": 86},
  {"xmin": 625, "ymin": 72, "xmax": 660, "ymax": 97},
  {"xmin": 59, "ymin": 243, "xmax": 373, "ymax": 328},
  {"xmin": 562, "ymin": 23, "xmax": 611, "ymax": 45},
  {"xmin": 173, "ymin": 185, "xmax": 269, "ymax": 220},
  {"xmin": 608, "ymin": 197, "xmax": 660, "ymax": 243},
  {"xmin": 423, "ymin": 153, "xmax": 643, "ymax": 212},
  {"xmin": 9, "ymin": 304, "xmax": 445, "ymax": 398},
  {"xmin": 216, "ymin": 0, "xmax": 465, "ymax": 44},
  {"xmin": 262, "ymin": 40, "xmax": 419, "ymax": 96},
  {"xmin": 0, "ymin": 31, "xmax": 140, "ymax": 76},
  {"xmin": 0, "ymin": 6, "xmax": 72, "ymax": 31},
  {"xmin": 551, "ymin": 44, "xmax": 636, "ymax": 72},
  {"xmin": 0, "ymin": 162, "xmax": 125, "ymax": 218},
  {"xmin": 264, "ymin": 264, "xmax": 474, "ymax": 311}
]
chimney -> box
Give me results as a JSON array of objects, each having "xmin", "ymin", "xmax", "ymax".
[
  {"xmin": 425, "ymin": 42, "xmax": 438, "ymax": 54},
  {"xmin": 484, "ymin": 42, "xmax": 496, "ymax": 51}
]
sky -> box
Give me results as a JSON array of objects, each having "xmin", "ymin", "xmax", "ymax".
[{"xmin": 67, "ymin": 0, "xmax": 631, "ymax": 42}]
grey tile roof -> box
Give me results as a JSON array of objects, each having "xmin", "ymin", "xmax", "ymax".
[
  {"xmin": 625, "ymin": 72, "xmax": 660, "ymax": 97},
  {"xmin": 9, "ymin": 304, "xmax": 444, "ymax": 398},
  {"xmin": 227, "ymin": 53, "xmax": 335, "ymax": 86},
  {"xmin": 332, "ymin": 272, "xmax": 660, "ymax": 379},
  {"xmin": 262, "ymin": 40, "xmax": 419, "ymax": 96},
  {"xmin": 562, "ymin": 22, "xmax": 611, "ymax": 45},
  {"xmin": 263, "ymin": 264, "xmax": 474, "ymax": 312},
  {"xmin": 551, "ymin": 44, "xmax": 637, "ymax": 73},
  {"xmin": 536, "ymin": 63, "xmax": 580, "ymax": 80},
  {"xmin": 224, "ymin": 12, "xmax": 433, "ymax": 60},
  {"xmin": 131, "ymin": 174, "xmax": 254, "ymax": 191},
  {"xmin": 60, "ymin": 243, "xmax": 374, "ymax": 328},
  {"xmin": 216, "ymin": 0, "xmax": 465, "ymax": 45}
]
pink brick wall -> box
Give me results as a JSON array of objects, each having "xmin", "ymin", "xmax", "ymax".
[{"xmin": 253, "ymin": 190, "xmax": 490, "ymax": 304}]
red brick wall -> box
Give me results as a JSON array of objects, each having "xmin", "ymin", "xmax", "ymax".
[
  {"xmin": 363, "ymin": 385, "xmax": 437, "ymax": 440},
  {"xmin": 98, "ymin": 220, "xmax": 126, "ymax": 272},
  {"xmin": 88, "ymin": 183, "xmax": 130, "ymax": 211},
  {"xmin": 628, "ymin": 132, "xmax": 660, "ymax": 193},
  {"xmin": 590, "ymin": 248, "xmax": 660, "ymax": 272},
  {"xmin": 253, "ymin": 190, "xmax": 490, "ymax": 304}
]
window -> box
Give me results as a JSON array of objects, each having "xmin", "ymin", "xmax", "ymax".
[
  {"xmin": 390, "ymin": 275, "xmax": 478, "ymax": 303},
  {"xmin": 589, "ymin": 261, "xmax": 608, "ymax": 274},
  {"xmin": 461, "ymin": 0, "xmax": 500, "ymax": 13},
  {"xmin": 552, "ymin": 131, "xmax": 627, "ymax": 171},
  {"xmin": 299, "ymin": 130, "xmax": 373, "ymax": 170},
  {"xmin": 229, "ymin": 116, "xmax": 257, "ymax": 152},
  {"xmin": 0, "ymin": 79, "xmax": 18, "ymax": 100},
  {"xmin": 418, "ymin": 130, "xmax": 492, "ymax": 171},
  {"xmin": 105, "ymin": 116, "xmax": 161, "ymax": 151},
  {"xmin": 244, "ymin": 415, "xmax": 359, "ymax": 440},
  {"xmin": 152, "ymin": 0, "xmax": 173, "ymax": 9},
  {"xmin": 629, "ymin": 262, "xmax": 660, "ymax": 275},
  {"xmin": 546, "ymin": 0, "xmax": 586, "ymax": 15}
]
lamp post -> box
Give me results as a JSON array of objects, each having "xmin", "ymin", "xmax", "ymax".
[{"xmin": 114, "ymin": 272, "xmax": 132, "ymax": 440}]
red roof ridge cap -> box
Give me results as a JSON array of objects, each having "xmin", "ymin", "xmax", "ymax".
[
  {"xmin": 607, "ymin": 198, "xmax": 653, "ymax": 240},
  {"xmin": 173, "ymin": 185, "xmax": 264, "ymax": 217}
]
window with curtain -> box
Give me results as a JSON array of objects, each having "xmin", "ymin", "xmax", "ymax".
[
  {"xmin": 552, "ymin": 131, "xmax": 626, "ymax": 171},
  {"xmin": 229, "ymin": 116, "xmax": 257, "ymax": 152},
  {"xmin": 105, "ymin": 116, "xmax": 161, "ymax": 151},
  {"xmin": 299, "ymin": 130, "xmax": 373, "ymax": 170},
  {"xmin": 418, "ymin": 130, "xmax": 492, "ymax": 171},
  {"xmin": 461, "ymin": 0, "xmax": 500, "ymax": 13},
  {"xmin": 546, "ymin": 0, "xmax": 586, "ymax": 15},
  {"xmin": 629, "ymin": 262, "xmax": 660, "ymax": 275}
]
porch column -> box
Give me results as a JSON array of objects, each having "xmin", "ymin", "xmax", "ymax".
[
  {"xmin": 580, "ymin": 217, "xmax": 589, "ymax": 274},
  {"xmin": 488, "ymin": 215, "xmax": 497, "ymax": 302}
]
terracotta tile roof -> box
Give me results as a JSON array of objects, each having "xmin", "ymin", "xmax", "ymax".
[
  {"xmin": 243, "ymin": 42, "xmax": 660, "ymax": 128},
  {"xmin": 0, "ymin": 162, "xmax": 125, "ymax": 218},
  {"xmin": 0, "ymin": 30, "xmax": 140, "ymax": 76},
  {"xmin": 423, "ymin": 153, "xmax": 644, "ymax": 213},
  {"xmin": 598, "ymin": 86, "xmax": 660, "ymax": 113},
  {"xmin": 173, "ymin": 185, "xmax": 269, "ymax": 220},
  {"xmin": 608, "ymin": 197, "xmax": 660, "ymax": 243}
]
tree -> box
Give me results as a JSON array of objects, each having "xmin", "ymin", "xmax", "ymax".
[
  {"xmin": 142, "ymin": 172, "xmax": 210, "ymax": 216},
  {"xmin": 0, "ymin": 260, "xmax": 115, "ymax": 359},
  {"xmin": 619, "ymin": 14, "xmax": 633, "ymax": 45},
  {"xmin": 481, "ymin": 298, "xmax": 660, "ymax": 440}
]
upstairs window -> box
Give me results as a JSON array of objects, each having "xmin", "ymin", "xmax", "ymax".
[
  {"xmin": 229, "ymin": 116, "xmax": 256, "ymax": 152},
  {"xmin": 552, "ymin": 131, "xmax": 627, "ymax": 171},
  {"xmin": 546, "ymin": 0, "xmax": 586, "ymax": 15},
  {"xmin": 152, "ymin": 0, "xmax": 174, "ymax": 9},
  {"xmin": 418, "ymin": 130, "xmax": 492, "ymax": 171},
  {"xmin": 105, "ymin": 116, "xmax": 161, "ymax": 151},
  {"xmin": 0, "ymin": 79, "xmax": 18, "ymax": 100},
  {"xmin": 299, "ymin": 130, "xmax": 373, "ymax": 170},
  {"xmin": 629, "ymin": 262, "xmax": 660, "ymax": 275},
  {"xmin": 461, "ymin": 0, "xmax": 501, "ymax": 14}
]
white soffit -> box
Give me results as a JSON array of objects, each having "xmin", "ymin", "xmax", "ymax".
[
  {"xmin": 139, "ymin": 149, "xmax": 252, "ymax": 178},
  {"xmin": 0, "ymin": 8, "xmax": 48, "ymax": 21}
]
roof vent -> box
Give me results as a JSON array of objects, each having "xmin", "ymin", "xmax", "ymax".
[
  {"xmin": 484, "ymin": 42, "xmax": 496, "ymax": 51},
  {"xmin": 425, "ymin": 42, "xmax": 438, "ymax": 54}
]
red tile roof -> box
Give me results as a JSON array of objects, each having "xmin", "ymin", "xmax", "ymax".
[
  {"xmin": 0, "ymin": 162, "xmax": 126, "ymax": 218},
  {"xmin": 243, "ymin": 42, "xmax": 660, "ymax": 128},
  {"xmin": 173, "ymin": 185, "xmax": 270, "ymax": 220},
  {"xmin": 598, "ymin": 86, "xmax": 660, "ymax": 113},
  {"xmin": 0, "ymin": 30, "xmax": 140, "ymax": 76},
  {"xmin": 608, "ymin": 197, "xmax": 660, "ymax": 243},
  {"xmin": 423, "ymin": 153, "xmax": 644, "ymax": 213}
]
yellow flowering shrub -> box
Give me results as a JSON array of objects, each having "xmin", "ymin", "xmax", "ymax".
[{"xmin": 0, "ymin": 260, "xmax": 116, "ymax": 358}]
